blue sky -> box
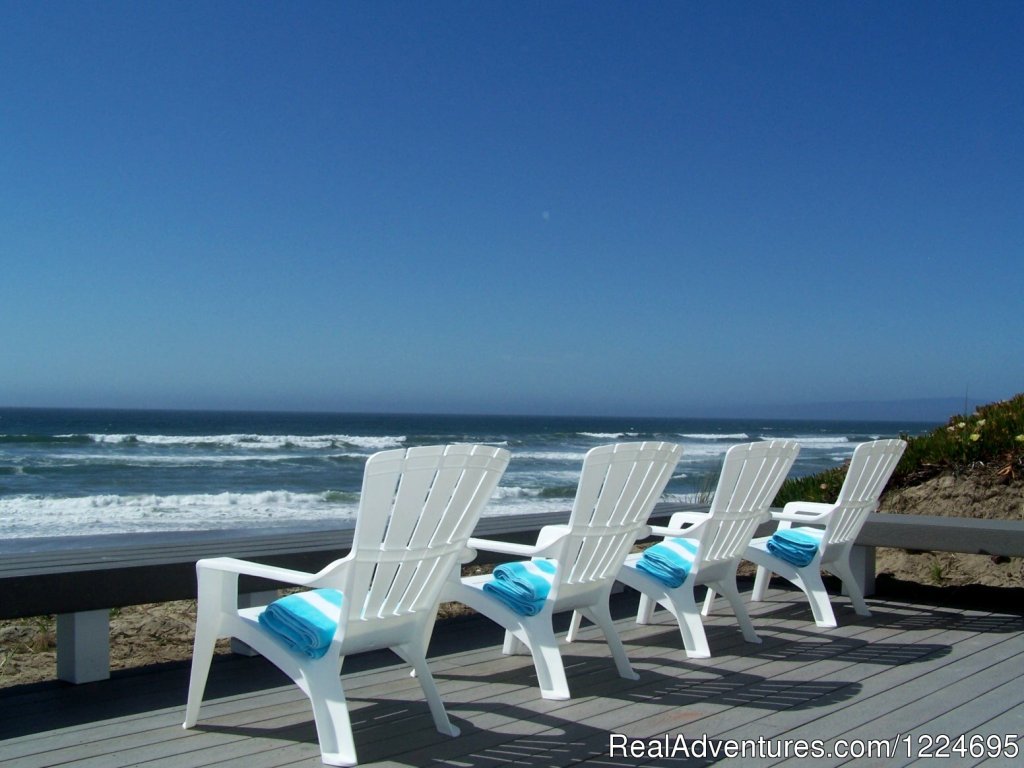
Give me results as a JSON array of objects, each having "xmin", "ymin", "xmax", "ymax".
[{"xmin": 2, "ymin": 1, "xmax": 1021, "ymax": 419}]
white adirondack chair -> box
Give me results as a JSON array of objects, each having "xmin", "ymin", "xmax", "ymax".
[
  {"xmin": 741, "ymin": 438, "xmax": 907, "ymax": 627},
  {"xmin": 441, "ymin": 441, "xmax": 682, "ymax": 700},
  {"xmin": 616, "ymin": 440, "xmax": 800, "ymax": 658},
  {"xmin": 182, "ymin": 444, "xmax": 510, "ymax": 767}
]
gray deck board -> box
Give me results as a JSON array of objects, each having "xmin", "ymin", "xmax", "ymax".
[
  {"xmin": 709, "ymin": 605, "xmax": 1023, "ymax": 768},
  {"xmin": 1, "ymin": 586, "xmax": 1021, "ymax": 768}
]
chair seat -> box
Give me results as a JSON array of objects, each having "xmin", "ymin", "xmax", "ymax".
[
  {"xmin": 750, "ymin": 525, "xmax": 825, "ymax": 550},
  {"xmin": 634, "ymin": 537, "xmax": 698, "ymax": 587},
  {"xmin": 482, "ymin": 559, "xmax": 558, "ymax": 616},
  {"xmin": 238, "ymin": 605, "xmax": 263, "ymax": 623},
  {"xmin": 791, "ymin": 526, "xmax": 824, "ymax": 540},
  {"xmin": 620, "ymin": 555, "xmax": 693, "ymax": 588},
  {"xmin": 255, "ymin": 589, "xmax": 344, "ymax": 658}
]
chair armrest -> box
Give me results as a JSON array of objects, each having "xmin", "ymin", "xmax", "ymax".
[
  {"xmin": 773, "ymin": 501, "xmax": 835, "ymax": 523},
  {"xmin": 196, "ymin": 557, "xmax": 321, "ymax": 587},
  {"xmin": 649, "ymin": 520, "xmax": 704, "ymax": 539},
  {"xmin": 467, "ymin": 537, "xmax": 544, "ymax": 558},
  {"xmin": 535, "ymin": 524, "xmax": 570, "ymax": 550},
  {"xmin": 469, "ymin": 523, "xmax": 571, "ymax": 559},
  {"xmin": 668, "ymin": 510, "xmax": 710, "ymax": 528}
]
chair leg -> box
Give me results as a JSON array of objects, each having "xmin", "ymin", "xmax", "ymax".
[
  {"xmin": 305, "ymin": 662, "xmax": 358, "ymax": 767},
  {"xmin": 701, "ymin": 588, "xmax": 716, "ymax": 616},
  {"xmin": 751, "ymin": 565, "xmax": 771, "ymax": 602},
  {"xmin": 712, "ymin": 579, "xmax": 760, "ymax": 644},
  {"xmin": 830, "ymin": 559, "xmax": 872, "ymax": 617},
  {"xmin": 636, "ymin": 593, "xmax": 656, "ymax": 624},
  {"xmin": 521, "ymin": 620, "xmax": 570, "ymax": 700},
  {"xmin": 666, "ymin": 589, "xmax": 710, "ymax": 659},
  {"xmin": 398, "ymin": 644, "xmax": 460, "ymax": 737},
  {"xmin": 787, "ymin": 566, "xmax": 838, "ymax": 627},
  {"xmin": 502, "ymin": 629, "xmax": 527, "ymax": 655},
  {"xmin": 566, "ymin": 610, "xmax": 584, "ymax": 642},
  {"xmin": 182, "ymin": 608, "xmax": 221, "ymax": 728},
  {"xmin": 581, "ymin": 604, "xmax": 639, "ymax": 681}
]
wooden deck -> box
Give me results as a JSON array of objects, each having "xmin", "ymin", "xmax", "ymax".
[{"xmin": 2, "ymin": 584, "xmax": 1022, "ymax": 767}]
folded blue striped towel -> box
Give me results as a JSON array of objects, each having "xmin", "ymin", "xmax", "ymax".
[
  {"xmin": 766, "ymin": 528, "xmax": 820, "ymax": 567},
  {"xmin": 258, "ymin": 589, "xmax": 344, "ymax": 659},
  {"xmin": 483, "ymin": 559, "xmax": 558, "ymax": 616},
  {"xmin": 636, "ymin": 537, "xmax": 699, "ymax": 588}
]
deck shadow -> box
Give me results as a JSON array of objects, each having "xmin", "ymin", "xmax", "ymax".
[
  {"xmin": 193, "ymin": 698, "xmax": 671, "ymax": 768},
  {"xmin": 748, "ymin": 635, "xmax": 950, "ymax": 665},
  {"xmin": 366, "ymin": 698, "xmax": 727, "ymax": 767},
  {"xmin": 874, "ymin": 576, "xmax": 1024, "ymax": 616},
  {"xmin": 437, "ymin": 657, "xmax": 861, "ymax": 715},
  {"xmin": 741, "ymin": 597, "xmax": 1024, "ymax": 634}
]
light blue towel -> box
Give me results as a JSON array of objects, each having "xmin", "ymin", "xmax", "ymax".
[
  {"xmin": 483, "ymin": 559, "xmax": 558, "ymax": 616},
  {"xmin": 258, "ymin": 589, "xmax": 344, "ymax": 659},
  {"xmin": 636, "ymin": 537, "xmax": 699, "ymax": 588},
  {"xmin": 767, "ymin": 528, "xmax": 820, "ymax": 567}
]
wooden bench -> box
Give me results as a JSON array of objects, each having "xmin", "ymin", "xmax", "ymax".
[
  {"xmin": 4, "ymin": 506, "xmax": 1022, "ymax": 684},
  {"xmin": 850, "ymin": 513, "xmax": 1024, "ymax": 595}
]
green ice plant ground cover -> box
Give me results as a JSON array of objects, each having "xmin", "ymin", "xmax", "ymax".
[{"xmin": 773, "ymin": 393, "xmax": 1024, "ymax": 507}]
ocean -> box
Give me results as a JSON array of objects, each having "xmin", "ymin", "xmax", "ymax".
[{"xmin": 0, "ymin": 408, "xmax": 935, "ymax": 538}]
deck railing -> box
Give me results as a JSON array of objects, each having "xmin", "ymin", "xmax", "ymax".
[{"xmin": 3, "ymin": 502, "xmax": 1022, "ymax": 683}]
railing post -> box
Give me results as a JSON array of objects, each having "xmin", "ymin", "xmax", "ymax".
[
  {"xmin": 846, "ymin": 545, "xmax": 876, "ymax": 597},
  {"xmin": 56, "ymin": 610, "xmax": 110, "ymax": 683}
]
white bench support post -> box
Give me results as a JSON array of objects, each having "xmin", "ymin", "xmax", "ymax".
[
  {"xmin": 56, "ymin": 610, "xmax": 110, "ymax": 684},
  {"xmin": 231, "ymin": 590, "xmax": 280, "ymax": 656},
  {"xmin": 845, "ymin": 545, "xmax": 876, "ymax": 597}
]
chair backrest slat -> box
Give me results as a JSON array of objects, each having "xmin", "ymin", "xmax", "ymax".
[
  {"xmin": 346, "ymin": 445, "xmax": 509, "ymax": 622},
  {"xmin": 697, "ymin": 440, "xmax": 800, "ymax": 565},
  {"xmin": 559, "ymin": 442, "xmax": 682, "ymax": 587},
  {"xmin": 823, "ymin": 439, "xmax": 906, "ymax": 547}
]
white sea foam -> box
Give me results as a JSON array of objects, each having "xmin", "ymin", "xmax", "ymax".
[
  {"xmin": 671, "ymin": 433, "xmax": 856, "ymax": 459},
  {"xmin": 0, "ymin": 481, "xmax": 577, "ymax": 537},
  {"xmin": 516, "ymin": 450, "xmax": 588, "ymax": 462},
  {"xmin": 674, "ymin": 442, "xmax": 733, "ymax": 459},
  {"xmin": 43, "ymin": 452, "xmax": 329, "ymax": 467},
  {"xmin": 0, "ymin": 491, "xmax": 363, "ymax": 538},
  {"xmin": 329, "ymin": 434, "xmax": 407, "ymax": 450},
  {"xmin": 77, "ymin": 433, "xmax": 406, "ymax": 451},
  {"xmin": 577, "ymin": 432, "xmax": 639, "ymax": 439},
  {"xmin": 476, "ymin": 496, "xmax": 573, "ymax": 517},
  {"xmin": 491, "ymin": 485, "xmax": 544, "ymax": 500},
  {"xmin": 779, "ymin": 435, "xmax": 852, "ymax": 449}
]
